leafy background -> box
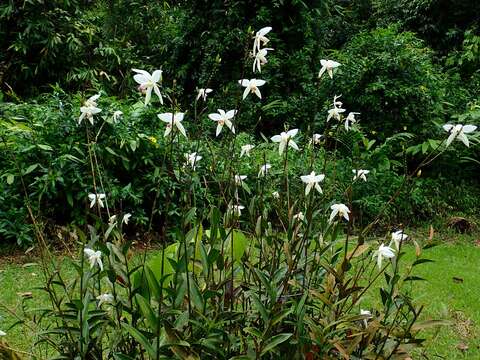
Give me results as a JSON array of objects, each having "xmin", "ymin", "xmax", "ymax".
[{"xmin": 0, "ymin": 0, "xmax": 479, "ymax": 246}]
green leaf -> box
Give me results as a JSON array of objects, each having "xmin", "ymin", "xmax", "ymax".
[
  {"xmin": 66, "ymin": 192, "xmax": 73, "ymax": 207},
  {"xmin": 145, "ymin": 266, "xmax": 161, "ymax": 300},
  {"xmin": 199, "ymin": 243, "xmax": 209, "ymax": 278},
  {"xmin": 254, "ymin": 268, "xmax": 276, "ymax": 303},
  {"xmin": 174, "ymin": 276, "xmax": 187, "ymax": 309},
  {"xmin": 379, "ymin": 287, "xmax": 389, "ymax": 306},
  {"xmin": 129, "ymin": 140, "xmax": 137, "ymax": 152},
  {"xmin": 248, "ymin": 291, "xmax": 268, "ymax": 324},
  {"xmin": 22, "ymin": 163, "xmax": 39, "ymax": 175},
  {"xmin": 260, "ymin": 333, "xmax": 292, "ymax": 356},
  {"xmin": 421, "ymin": 141, "xmax": 429, "ymax": 154},
  {"xmin": 243, "ymin": 327, "xmax": 262, "ymax": 339},
  {"xmin": 37, "ymin": 144, "xmax": 53, "ymax": 151},
  {"xmin": 81, "ymin": 292, "xmax": 91, "ymax": 347},
  {"xmin": 225, "ymin": 229, "xmax": 248, "ymax": 262},
  {"xmin": 6, "ymin": 174, "xmax": 14, "ymax": 185},
  {"xmin": 135, "ymin": 294, "xmax": 158, "ymax": 331},
  {"xmin": 105, "ymin": 146, "xmax": 120, "ymax": 157},
  {"xmin": 255, "ymin": 216, "xmax": 262, "ymax": 238},
  {"xmin": 146, "ymin": 243, "xmax": 178, "ymax": 287},
  {"xmin": 122, "ymin": 323, "xmax": 156, "ymax": 358},
  {"xmin": 271, "ymin": 307, "xmax": 294, "ymax": 326},
  {"xmin": 188, "ymin": 275, "xmax": 204, "ymax": 311}
]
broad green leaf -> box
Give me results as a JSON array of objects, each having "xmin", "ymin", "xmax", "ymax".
[
  {"xmin": 145, "ymin": 266, "xmax": 161, "ymax": 300},
  {"xmin": 248, "ymin": 291, "xmax": 268, "ymax": 324},
  {"xmin": 135, "ymin": 294, "xmax": 158, "ymax": 331},
  {"xmin": 22, "ymin": 163, "xmax": 39, "ymax": 175},
  {"xmin": 147, "ymin": 243, "xmax": 178, "ymax": 286},
  {"xmin": 188, "ymin": 274, "xmax": 204, "ymax": 311},
  {"xmin": 122, "ymin": 323, "xmax": 156, "ymax": 358},
  {"xmin": 260, "ymin": 333, "xmax": 292, "ymax": 356},
  {"xmin": 254, "ymin": 268, "xmax": 276, "ymax": 303},
  {"xmin": 225, "ymin": 229, "xmax": 248, "ymax": 262}
]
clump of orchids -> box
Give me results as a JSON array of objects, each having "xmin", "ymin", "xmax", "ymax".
[
  {"xmin": 77, "ymin": 24, "xmax": 477, "ymax": 293},
  {"xmin": 60, "ymin": 24, "xmax": 477, "ymax": 360}
]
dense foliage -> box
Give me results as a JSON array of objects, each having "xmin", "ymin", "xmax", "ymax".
[{"xmin": 0, "ymin": 1, "xmax": 479, "ymax": 245}]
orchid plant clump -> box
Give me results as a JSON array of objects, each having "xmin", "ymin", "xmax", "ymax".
[{"xmin": 12, "ymin": 24, "xmax": 476, "ymax": 360}]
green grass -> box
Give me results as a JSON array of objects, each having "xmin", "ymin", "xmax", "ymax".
[
  {"xmin": 0, "ymin": 257, "xmax": 76, "ymax": 358},
  {"xmin": 1, "ymin": 239, "xmax": 479, "ymax": 358},
  {"xmin": 405, "ymin": 241, "xmax": 480, "ymax": 357}
]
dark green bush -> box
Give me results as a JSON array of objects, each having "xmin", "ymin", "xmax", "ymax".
[{"xmin": 323, "ymin": 26, "xmax": 447, "ymax": 138}]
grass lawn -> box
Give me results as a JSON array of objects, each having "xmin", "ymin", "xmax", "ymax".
[
  {"xmin": 0, "ymin": 236, "xmax": 479, "ymax": 359},
  {"xmin": 405, "ymin": 240, "xmax": 480, "ymax": 358}
]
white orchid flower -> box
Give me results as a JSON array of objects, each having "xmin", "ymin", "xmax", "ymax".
[
  {"xmin": 185, "ymin": 152, "xmax": 202, "ymax": 170},
  {"xmin": 345, "ymin": 112, "xmax": 360, "ymax": 131},
  {"xmin": 258, "ymin": 163, "xmax": 271, "ymax": 177},
  {"xmin": 310, "ymin": 133, "xmax": 323, "ymax": 145},
  {"xmin": 79, "ymin": 94, "xmax": 101, "ymax": 125},
  {"xmin": 79, "ymin": 106, "xmax": 102, "ymax": 125},
  {"xmin": 333, "ymin": 94, "xmax": 343, "ymax": 108},
  {"xmin": 96, "ymin": 293, "xmax": 114, "ymax": 307},
  {"xmin": 360, "ymin": 309, "xmax": 372, "ymax": 327},
  {"xmin": 208, "ymin": 109, "xmax": 237, "ymax": 136},
  {"xmin": 271, "ymin": 129, "xmax": 299, "ymax": 155},
  {"xmin": 230, "ymin": 204, "xmax": 245, "ymax": 217},
  {"xmin": 329, "ymin": 203, "xmax": 350, "ymax": 223},
  {"xmin": 85, "ymin": 93, "xmax": 100, "ymax": 107},
  {"xmin": 253, "ymin": 26, "xmax": 272, "ymax": 55},
  {"xmin": 158, "ymin": 112, "xmax": 187, "ymax": 138},
  {"xmin": 293, "ymin": 212, "xmax": 304, "ymax": 222},
  {"xmin": 234, "ymin": 175, "xmax": 247, "ymax": 185},
  {"xmin": 390, "ymin": 230, "xmax": 408, "ymax": 251},
  {"xmin": 272, "ymin": 191, "xmax": 280, "ymax": 199},
  {"xmin": 108, "ymin": 215, "xmax": 117, "ymax": 225},
  {"xmin": 239, "ymin": 79, "xmax": 266, "ymax": 100},
  {"xmin": 113, "ymin": 110, "xmax": 123, "ymax": 124},
  {"xmin": 373, "ymin": 243, "xmax": 396, "ymax": 269},
  {"xmin": 240, "ymin": 144, "xmax": 255, "ymax": 157},
  {"xmin": 253, "ymin": 47, "xmax": 273, "ymax": 73},
  {"xmin": 84, "ymin": 248, "xmax": 103, "ymax": 271},
  {"xmin": 301, "ymin": 171, "xmax": 325, "ymax": 195},
  {"xmin": 327, "ymin": 97, "xmax": 346, "ymax": 122},
  {"xmin": 122, "ymin": 213, "xmax": 132, "ymax": 225},
  {"xmin": 0, "ymin": 330, "xmax": 6, "ymax": 336},
  {"xmin": 132, "ymin": 69, "xmax": 163, "ymax": 105},
  {"xmin": 196, "ymin": 88, "xmax": 213, "ymax": 101},
  {"xmin": 352, "ymin": 169, "xmax": 370, "ymax": 182},
  {"xmin": 443, "ymin": 124, "xmax": 477, "ymax": 147},
  {"xmin": 88, "ymin": 193, "xmax": 106, "ymax": 208},
  {"xmin": 318, "ymin": 59, "xmax": 341, "ymax": 79}
]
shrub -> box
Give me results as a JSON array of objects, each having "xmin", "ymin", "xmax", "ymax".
[{"xmin": 322, "ymin": 26, "xmax": 447, "ymax": 138}]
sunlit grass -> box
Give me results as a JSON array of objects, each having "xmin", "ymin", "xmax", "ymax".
[{"xmin": 405, "ymin": 240, "xmax": 480, "ymax": 358}]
